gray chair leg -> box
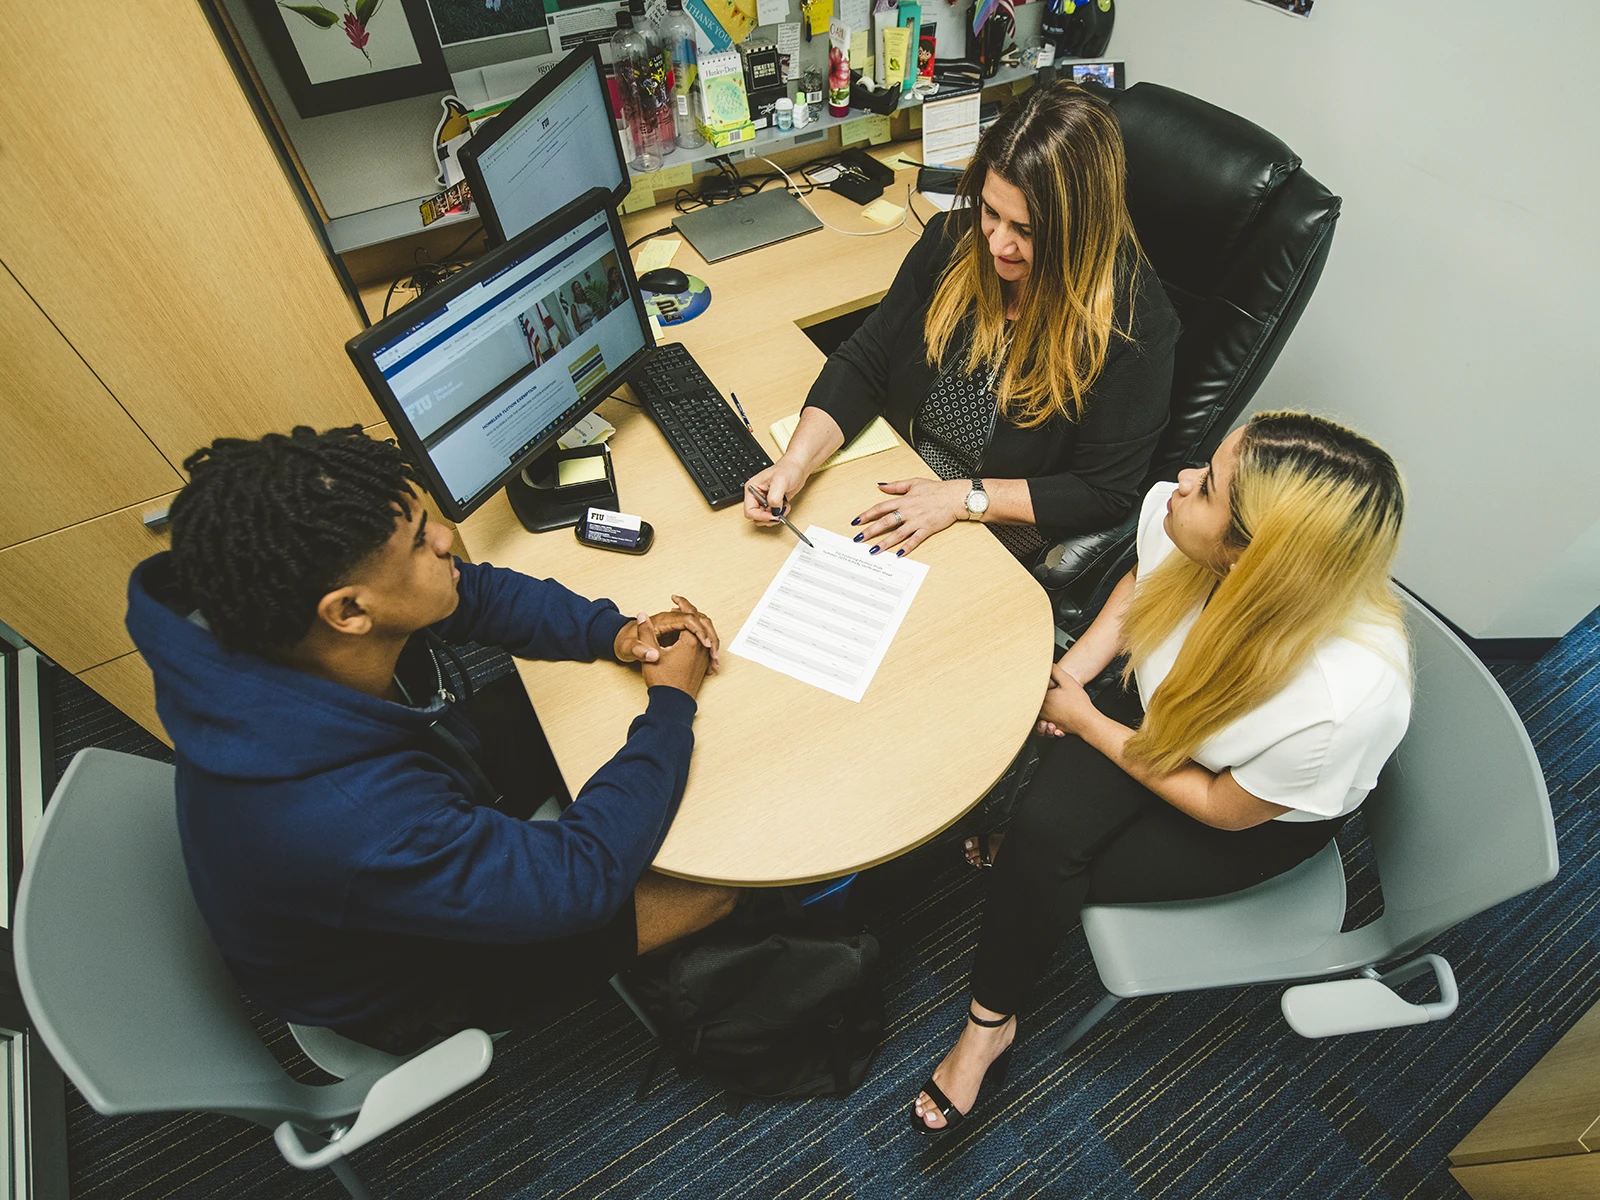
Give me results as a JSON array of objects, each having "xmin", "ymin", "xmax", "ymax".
[
  {"xmin": 610, "ymin": 974, "xmax": 660, "ymax": 1039},
  {"xmin": 327, "ymin": 1154, "xmax": 372, "ymax": 1199},
  {"xmin": 1057, "ymin": 992, "xmax": 1120, "ymax": 1054}
]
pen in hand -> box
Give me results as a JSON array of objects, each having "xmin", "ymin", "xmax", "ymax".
[{"xmin": 745, "ymin": 483, "xmax": 814, "ymax": 549}]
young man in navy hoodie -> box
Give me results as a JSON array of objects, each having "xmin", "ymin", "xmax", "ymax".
[{"xmin": 126, "ymin": 426, "xmax": 737, "ymax": 1053}]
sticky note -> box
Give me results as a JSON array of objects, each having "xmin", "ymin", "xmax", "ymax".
[
  {"xmin": 909, "ymin": 105, "xmax": 922, "ymax": 130},
  {"xmin": 653, "ymin": 162, "xmax": 696, "ymax": 189},
  {"xmin": 634, "ymin": 237, "xmax": 682, "ymax": 272},
  {"xmin": 771, "ymin": 412, "xmax": 898, "ymax": 469},
  {"xmin": 1012, "ymin": 77, "xmax": 1033, "ymax": 95},
  {"xmin": 756, "ymin": 0, "xmax": 787, "ymax": 26},
  {"xmin": 557, "ymin": 456, "xmax": 609, "ymax": 486},
  {"xmin": 861, "ymin": 197, "xmax": 903, "ymax": 225},
  {"xmin": 840, "ymin": 113, "xmax": 890, "ymax": 147},
  {"xmin": 807, "ymin": 0, "xmax": 832, "ymax": 36},
  {"xmin": 622, "ymin": 175, "xmax": 657, "ymax": 213},
  {"xmin": 848, "ymin": 29, "xmax": 868, "ymax": 69},
  {"xmin": 883, "ymin": 151, "xmax": 922, "ymax": 171}
]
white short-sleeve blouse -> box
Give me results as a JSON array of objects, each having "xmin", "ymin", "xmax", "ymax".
[{"xmin": 1131, "ymin": 481, "xmax": 1411, "ymax": 822}]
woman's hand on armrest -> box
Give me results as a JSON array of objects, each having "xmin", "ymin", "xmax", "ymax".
[{"xmin": 743, "ymin": 408, "xmax": 845, "ymax": 524}]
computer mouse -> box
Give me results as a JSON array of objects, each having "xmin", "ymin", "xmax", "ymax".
[{"xmin": 637, "ymin": 267, "xmax": 690, "ymax": 294}]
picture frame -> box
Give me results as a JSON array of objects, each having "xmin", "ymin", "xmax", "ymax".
[{"xmin": 245, "ymin": 0, "xmax": 453, "ymax": 118}]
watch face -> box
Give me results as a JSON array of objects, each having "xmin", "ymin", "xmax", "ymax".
[{"xmin": 968, "ymin": 489, "xmax": 990, "ymax": 513}]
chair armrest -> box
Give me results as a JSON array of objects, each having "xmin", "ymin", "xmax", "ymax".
[
  {"xmin": 1280, "ymin": 955, "xmax": 1458, "ymax": 1038},
  {"xmin": 273, "ymin": 1029, "xmax": 494, "ymax": 1170},
  {"xmin": 1032, "ymin": 514, "xmax": 1138, "ymax": 592}
]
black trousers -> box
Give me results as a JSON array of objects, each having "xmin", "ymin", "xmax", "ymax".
[{"xmin": 970, "ymin": 687, "xmax": 1346, "ymax": 1016}]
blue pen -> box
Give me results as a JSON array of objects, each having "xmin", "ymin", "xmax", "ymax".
[{"xmin": 729, "ymin": 391, "xmax": 753, "ymax": 432}]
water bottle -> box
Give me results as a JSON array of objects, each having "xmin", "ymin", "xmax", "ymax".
[
  {"xmin": 612, "ymin": 10, "xmax": 663, "ymax": 171},
  {"xmin": 659, "ymin": 0, "xmax": 704, "ymax": 149},
  {"xmin": 629, "ymin": 0, "xmax": 677, "ymax": 153}
]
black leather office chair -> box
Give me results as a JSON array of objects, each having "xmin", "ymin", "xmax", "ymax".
[{"xmin": 1035, "ymin": 82, "xmax": 1342, "ymax": 633}]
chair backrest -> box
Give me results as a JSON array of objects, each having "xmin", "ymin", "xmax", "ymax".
[
  {"xmin": 1358, "ymin": 593, "xmax": 1559, "ymax": 958},
  {"xmin": 14, "ymin": 749, "xmax": 362, "ymax": 1129},
  {"xmin": 1103, "ymin": 82, "xmax": 1342, "ymax": 483}
]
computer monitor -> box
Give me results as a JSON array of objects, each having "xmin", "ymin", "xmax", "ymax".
[
  {"xmin": 346, "ymin": 188, "xmax": 653, "ymax": 523},
  {"xmin": 459, "ymin": 45, "xmax": 631, "ymax": 246}
]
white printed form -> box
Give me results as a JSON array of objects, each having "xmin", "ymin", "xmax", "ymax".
[{"xmin": 729, "ymin": 527, "xmax": 928, "ymax": 703}]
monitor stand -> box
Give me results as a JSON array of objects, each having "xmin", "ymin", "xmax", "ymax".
[{"xmin": 504, "ymin": 443, "xmax": 619, "ymax": 533}]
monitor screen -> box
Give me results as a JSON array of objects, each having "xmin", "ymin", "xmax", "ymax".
[
  {"xmin": 347, "ymin": 191, "xmax": 652, "ymax": 520},
  {"xmin": 461, "ymin": 46, "xmax": 630, "ymax": 245}
]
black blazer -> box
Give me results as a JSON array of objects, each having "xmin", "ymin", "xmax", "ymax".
[{"xmin": 804, "ymin": 213, "xmax": 1180, "ymax": 538}]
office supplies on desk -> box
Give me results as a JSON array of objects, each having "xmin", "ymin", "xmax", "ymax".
[
  {"xmin": 771, "ymin": 412, "xmax": 899, "ymax": 469},
  {"xmin": 729, "ymin": 527, "xmax": 928, "ymax": 702},
  {"xmin": 745, "ymin": 483, "xmax": 815, "ymax": 547},
  {"xmin": 576, "ymin": 507, "xmax": 654, "ymax": 554},
  {"xmin": 631, "ymin": 342, "xmax": 774, "ymax": 508},
  {"xmin": 728, "ymin": 392, "xmax": 753, "ymax": 430}
]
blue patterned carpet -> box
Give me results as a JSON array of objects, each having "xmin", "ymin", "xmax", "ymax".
[{"xmin": 55, "ymin": 611, "xmax": 1600, "ymax": 1199}]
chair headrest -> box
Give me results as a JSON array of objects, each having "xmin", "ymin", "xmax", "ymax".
[{"xmin": 1107, "ymin": 83, "xmax": 1301, "ymax": 299}]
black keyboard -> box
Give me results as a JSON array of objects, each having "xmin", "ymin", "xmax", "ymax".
[{"xmin": 631, "ymin": 342, "xmax": 773, "ymax": 509}]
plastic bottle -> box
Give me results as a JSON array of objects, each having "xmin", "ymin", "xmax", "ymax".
[
  {"xmin": 629, "ymin": 0, "xmax": 676, "ymax": 153},
  {"xmin": 659, "ymin": 0, "xmax": 705, "ymax": 149},
  {"xmin": 612, "ymin": 10, "xmax": 663, "ymax": 171}
]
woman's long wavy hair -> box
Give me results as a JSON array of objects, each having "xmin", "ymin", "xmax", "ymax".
[
  {"xmin": 1121, "ymin": 412, "xmax": 1409, "ymax": 775},
  {"xmin": 924, "ymin": 81, "xmax": 1140, "ymax": 428}
]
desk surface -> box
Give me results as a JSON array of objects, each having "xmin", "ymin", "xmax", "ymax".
[{"xmin": 456, "ymin": 162, "xmax": 1055, "ymax": 886}]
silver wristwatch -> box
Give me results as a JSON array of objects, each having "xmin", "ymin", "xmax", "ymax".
[{"xmin": 964, "ymin": 478, "xmax": 989, "ymax": 521}]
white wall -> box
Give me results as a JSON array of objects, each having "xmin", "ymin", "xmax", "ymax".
[{"xmin": 1112, "ymin": 0, "xmax": 1600, "ymax": 639}]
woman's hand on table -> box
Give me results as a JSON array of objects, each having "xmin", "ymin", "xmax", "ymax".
[
  {"xmin": 615, "ymin": 595, "xmax": 720, "ymax": 671},
  {"xmin": 850, "ymin": 478, "xmax": 965, "ymax": 556},
  {"xmin": 744, "ymin": 458, "xmax": 811, "ymax": 525},
  {"xmin": 1037, "ymin": 658, "xmax": 1098, "ymax": 738}
]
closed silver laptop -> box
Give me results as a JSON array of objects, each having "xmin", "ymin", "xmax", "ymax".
[{"xmin": 671, "ymin": 188, "xmax": 823, "ymax": 263}]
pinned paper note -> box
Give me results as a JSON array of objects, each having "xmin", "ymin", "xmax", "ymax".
[
  {"xmin": 771, "ymin": 413, "xmax": 898, "ymax": 469},
  {"xmin": 848, "ymin": 29, "xmax": 869, "ymax": 68},
  {"xmin": 840, "ymin": 113, "xmax": 891, "ymax": 146},
  {"xmin": 634, "ymin": 238, "xmax": 682, "ymax": 272},
  {"xmin": 861, "ymin": 197, "xmax": 903, "ymax": 224},
  {"xmin": 776, "ymin": 22, "xmax": 801, "ymax": 78},
  {"xmin": 807, "ymin": 0, "xmax": 833, "ymax": 37},
  {"xmin": 756, "ymin": 0, "xmax": 788, "ymax": 26},
  {"xmin": 909, "ymin": 105, "xmax": 922, "ymax": 129},
  {"xmin": 653, "ymin": 162, "xmax": 696, "ymax": 189}
]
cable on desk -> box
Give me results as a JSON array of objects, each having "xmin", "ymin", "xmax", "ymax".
[
  {"xmin": 756, "ymin": 157, "xmax": 910, "ymax": 237},
  {"xmin": 627, "ymin": 225, "xmax": 677, "ymax": 250}
]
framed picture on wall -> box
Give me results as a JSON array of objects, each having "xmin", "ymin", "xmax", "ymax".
[{"xmin": 245, "ymin": 0, "xmax": 453, "ymax": 117}]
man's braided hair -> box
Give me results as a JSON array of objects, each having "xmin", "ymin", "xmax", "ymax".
[{"xmin": 168, "ymin": 425, "xmax": 424, "ymax": 656}]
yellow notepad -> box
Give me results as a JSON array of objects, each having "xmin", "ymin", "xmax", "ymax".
[{"xmin": 770, "ymin": 413, "xmax": 899, "ymax": 471}]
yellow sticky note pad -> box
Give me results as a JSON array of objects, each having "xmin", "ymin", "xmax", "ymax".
[
  {"xmin": 634, "ymin": 237, "xmax": 682, "ymax": 273},
  {"xmin": 909, "ymin": 106, "xmax": 922, "ymax": 130},
  {"xmin": 621, "ymin": 175, "xmax": 657, "ymax": 213},
  {"xmin": 653, "ymin": 162, "xmax": 695, "ymax": 189},
  {"xmin": 848, "ymin": 30, "xmax": 868, "ymax": 69},
  {"xmin": 807, "ymin": 0, "xmax": 832, "ymax": 36},
  {"xmin": 883, "ymin": 151, "xmax": 922, "ymax": 171},
  {"xmin": 861, "ymin": 197, "xmax": 903, "ymax": 225},
  {"xmin": 771, "ymin": 413, "xmax": 898, "ymax": 470},
  {"xmin": 557, "ymin": 456, "xmax": 608, "ymax": 486},
  {"xmin": 840, "ymin": 113, "xmax": 890, "ymax": 148}
]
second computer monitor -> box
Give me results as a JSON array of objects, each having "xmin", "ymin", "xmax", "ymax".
[
  {"xmin": 460, "ymin": 45, "xmax": 631, "ymax": 245},
  {"xmin": 345, "ymin": 189, "xmax": 652, "ymax": 521}
]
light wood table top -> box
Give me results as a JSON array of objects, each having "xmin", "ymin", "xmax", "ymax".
[{"xmin": 457, "ymin": 164, "xmax": 1055, "ymax": 886}]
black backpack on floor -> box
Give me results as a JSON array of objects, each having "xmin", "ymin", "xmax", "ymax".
[{"xmin": 628, "ymin": 910, "xmax": 884, "ymax": 1107}]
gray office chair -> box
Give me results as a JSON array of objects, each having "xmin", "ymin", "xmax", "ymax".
[
  {"xmin": 13, "ymin": 749, "xmax": 494, "ymax": 1199},
  {"xmin": 1057, "ymin": 589, "xmax": 1559, "ymax": 1052}
]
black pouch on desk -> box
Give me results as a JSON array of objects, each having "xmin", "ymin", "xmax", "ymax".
[
  {"xmin": 830, "ymin": 173, "xmax": 884, "ymax": 205},
  {"xmin": 628, "ymin": 901, "xmax": 884, "ymax": 1111}
]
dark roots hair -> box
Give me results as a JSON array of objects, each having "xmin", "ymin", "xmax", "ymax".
[{"xmin": 168, "ymin": 426, "xmax": 423, "ymax": 656}]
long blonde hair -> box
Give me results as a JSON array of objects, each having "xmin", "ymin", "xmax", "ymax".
[
  {"xmin": 924, "ymin": 82, "xmax": 1140, "ymax": 428},
  {"xmin": 1122, "ymin": 412, "xmax": 1408, "ymax": 774}
]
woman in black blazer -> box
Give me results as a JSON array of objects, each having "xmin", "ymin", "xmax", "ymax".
[{"xmin": 743, "ymin": 82, "xmax": 1179, "ymax": 564}]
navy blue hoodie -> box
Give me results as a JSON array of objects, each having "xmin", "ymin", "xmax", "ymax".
[{"xmin": 126, "ymin": 553, "xmax": 696, "ymax": 1030}]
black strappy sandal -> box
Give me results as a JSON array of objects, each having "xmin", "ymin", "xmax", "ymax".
[
  {"xmin": 963, "ymin": 832, "xmax": 1004, "ymax": 870},
  {"xmin": 911, "ymin": 1009, "xmax": 1016, "ymax": 1137}
]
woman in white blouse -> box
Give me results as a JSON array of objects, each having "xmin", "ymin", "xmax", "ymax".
[{"xmin": 913, "ymin": 410, "xmax": 1411, "ymax": 1137}]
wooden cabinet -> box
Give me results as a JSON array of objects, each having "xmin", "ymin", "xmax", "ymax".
[
  {"xmin": 1451, "ymin": 1001, "xmax": 1600, "ymax": 1199},
  {"xmin": 0, "ymin": 0, "xmax": 383, "ymax": 740}
]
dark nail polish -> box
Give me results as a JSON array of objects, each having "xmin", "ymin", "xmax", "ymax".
[
  {"xmin": 896, "ymin": 549, "xmax": 905, "ymax": 557},
  {"xmin": 850, "ymin": 517, "xmax": 860, "ymax": 526},
  {"xmin": 869, "ymin": 545, "xmax": 880, "ymax": 555},
  {"xmin": 853, "ymin": 533, "xmax": 863, "ymax": 542}
]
